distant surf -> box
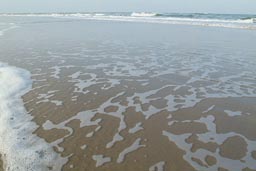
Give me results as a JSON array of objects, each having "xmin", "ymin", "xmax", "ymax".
[
  {"xmin": 131, "ymin": 12, "xmax": 158, "ymax": 17},
  {"xmin": 0, "ymin": 62, "xmax": 66, "ymax": 171},
  {"xmin": 1, "ymin": 12, "xmax": 255, "ymax": 30}
]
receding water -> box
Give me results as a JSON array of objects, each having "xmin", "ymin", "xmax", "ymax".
[{"xmin": 0, "ymin": 16, "xmax": 256, "ymax": 171}]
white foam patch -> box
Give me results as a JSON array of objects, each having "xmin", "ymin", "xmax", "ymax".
[
  {"xmin": 202, "ymin": 105, "xmax": 215, "ymax": 113},
  {"xmin": 80, "ymin": 144, "xmax": 87, "ymax": 150},
  {"xmin": 0, "ymin": 62, "xmax": 67, "ymax": 171},
  {"xmin": 117, "ymin": 138, "xmax": 145, "ymax": 163},
  {"xmin": 50, "ymin": 100, "xmax": 63, "ymax": 106},
  {"xmin": 86, "ymin": 131, "xmax": 94, "ymax": 138},
  {"xmin": 50, "ymin": 66, "xmax": 61, "ymax": 79},
  {"xmin": 92, "ymin": 155, "xmax": 111, "ymax": 167},
  {"xmin": 224, "ymin": 110, "xmax": 242, "ymax": 117},
  {"xmin": 106, "ymin": 132, "xmax": 124, "ymax": 149},
  {"xmin": 129, "ymin": 122, "xmax": 143, "ymax": 134},
  {"xmin": 149, "ymin": 161, "xmax": 165, "ymax": 171}
]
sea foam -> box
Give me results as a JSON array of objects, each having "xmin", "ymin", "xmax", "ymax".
[
  {"xmin": 0, "ymin": 62, "xmax": 66, "ymax": 171},
  {"xmin": 0, "ymin": 24, "xmax": 18, "ymax": 37}
]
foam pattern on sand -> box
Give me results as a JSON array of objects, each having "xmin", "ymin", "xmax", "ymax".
[
  {"xmin": 22, "ymin": 41, "xmax": 256, "ymax": 170},
  {"xmin": 30, "ymin": 45, "xmax": 256, "ymax": 170},
  {"xmin": 1, "ymin": 19, "xmax": 256, "ymax": 170},
  {"xmin": 0, "ymin": 62, "xmax": 67, "ymax": 171}
]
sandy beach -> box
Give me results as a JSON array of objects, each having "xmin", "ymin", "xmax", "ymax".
[
  {"xmin": 0, "ymin": 15, "xmax": 256, "ymax": 171},
  {"xmin": 0, "ymin": 155, "xmax": 3, "ymax": 171}
]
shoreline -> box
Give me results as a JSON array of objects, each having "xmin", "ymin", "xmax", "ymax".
[{"xmin": 0, "ymin": 62, "xmax": 66, "ymax": 171}]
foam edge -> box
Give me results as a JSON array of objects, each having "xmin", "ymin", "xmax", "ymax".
[{"xmin": 0, "ymin": 62, "xmax": 67, "ymax": 171}]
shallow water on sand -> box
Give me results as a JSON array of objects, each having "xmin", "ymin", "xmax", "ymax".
[{"xmin": 0, "ymin": 16, "xmax": 256, "ymax": 171}]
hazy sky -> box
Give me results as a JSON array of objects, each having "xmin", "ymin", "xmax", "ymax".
[{"xmin": 0, "ymin": 0, "xmax": 256, "ymax": 14}]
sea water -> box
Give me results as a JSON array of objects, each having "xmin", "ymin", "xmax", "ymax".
[{"xmin": 1, "ymin": 12, "xmax": 256, "ymax": 30}]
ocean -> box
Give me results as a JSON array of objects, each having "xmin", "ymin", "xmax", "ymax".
[
  {"xmin": 1, "ymin": 12, "xmax": 256, "ymax": 30},
  {"xmin": 0, "ymin": 13, "xmax": 256, "ymax": 171}
]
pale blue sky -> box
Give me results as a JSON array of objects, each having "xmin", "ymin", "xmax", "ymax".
[{"xmin": 0, "ymin": 0, "xmax": 256, "ymax": 14}]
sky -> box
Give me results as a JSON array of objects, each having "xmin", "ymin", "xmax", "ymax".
[{"xmin": 0, "ymin": 0, "xmax": 256, "ymax": 14}]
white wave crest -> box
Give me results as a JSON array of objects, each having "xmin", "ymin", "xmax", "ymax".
[
  {"xmin": 131, "ymin": 12, "xmax": 157, "ymax": 17},
  {"xmin": 95, "ymin": 13, "xmax": 105, "ymax": 16}
]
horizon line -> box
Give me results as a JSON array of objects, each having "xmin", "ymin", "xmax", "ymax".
[{"xmin": 0, "ymin": 11, "xmax": 256, "ymax": 15}]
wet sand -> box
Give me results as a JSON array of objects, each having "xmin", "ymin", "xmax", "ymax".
[
  {"xmin": 0, "ymin": 17, "xmax": 256, "ymax": 170},
  {"xmin": 0, "ymin": 154, "xmax": 3, "ymax": 171}
]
